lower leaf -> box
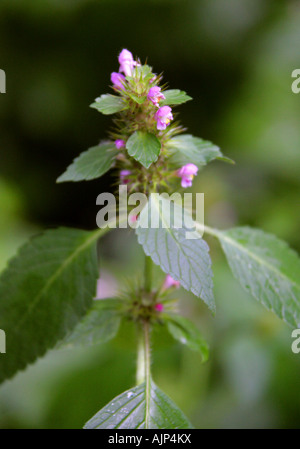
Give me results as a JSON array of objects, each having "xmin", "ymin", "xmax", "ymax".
[
  {"xmin": 84, "ymin": 380, "xmax": 193, "ymax": 429},
  {"xmin": 165, "ymin": 314, "xmax": 209, "ymax": 362},
  {"xmin": 57, "ymin": 299, "xmax": 123, "ymax": 349},
  {"xmin": 0, "ymin": 227, "xmax": 106, "ymax": 384}
]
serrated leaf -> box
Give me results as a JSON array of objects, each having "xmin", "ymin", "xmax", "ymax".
[
  {"xmin": 84, "ymin": 380, "xmax": 193, "ymax": 429},
  {"xmin": 166, "ymin": 134, "xmax": 232, "ymax": 168},
  {"xmin": 57, "ymin": 299, "xmax": 123, "ymax": 349},
  {"xmin": 136, "ymin": 195, "xmax": 214, "ymax": 311},
  {"xmin": 90, "ymin": 94, "xmax": 128, "ymax": 115},
  {"xmin": 165, "ymin": 314, "xmax": 209, "ymax": 362},
  {"xmin": 126, "ymin": 131, "xmax": 161, "ymax": 168},
  {"xmin": 57, "ymin": 143, "xmax": 118, "ymax": 183},
  {"xmin": 206, "ymin": 226, "xmax": 300, "ymax": 327},
  {"xmin": 160, "ymin": 89, "xmax": 192, "ymax": 106},
  {"xmin": 0, "ymin": 227, "xmax": 106, "ymax": 384}
]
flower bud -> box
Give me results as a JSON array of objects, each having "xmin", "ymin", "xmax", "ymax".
[
  {"xmin": 118, "ymin": 49, "xmax": 136, "ymax": 77},
  {"xmin": 154, "ymin": 106, "xmax": 173, "ymax": 130},
  {"xmin": 147, "ymin": 86, "xmax": 165, "ymax": 107},
  {"xmin": 177, "ymin": 164, "xmax": 198, "ymax": 188},
  {"xmin": 163, "ymin": 274, "xmax": 180, "ymax": 289},
  {"xmin": 111, "ymin": 72, "xmax": 125, "ymax": 90},
  {"xmin": 115, "ymin": 139, "xmax": 125, "ymax": 149}
]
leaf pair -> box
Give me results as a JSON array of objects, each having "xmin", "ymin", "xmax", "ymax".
[
  {"xmin": 56, "ymin": 133, "xmax": 232, "ymax": 183},
  {"xmin": 90, "ymin": 89, "xmax": 192, "ymax": 116},
  {"xmin": 56, "ymin": 132, "xmax": 161, "ymax": 183}
]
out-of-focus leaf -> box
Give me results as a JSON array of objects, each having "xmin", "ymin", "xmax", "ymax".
[
  {"xmin": 57, "ymin": 299, "xmax": 123, "ymax": 349},
  {"xmin": 165, "ymin": 314, "xmax": 209, "ymax": 362},
  {"xmin": 0, "ymin": 227, "xmax": 105, "ymax": 384}
]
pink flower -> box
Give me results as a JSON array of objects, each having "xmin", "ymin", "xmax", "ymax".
[
  {"xmin": 154, "ymin": 106, "xmax": 173, "ymax": 130},
  {"xmin": 118, "ymin": 49, "xmax": 137, "ymax": 77},
  {"xmin": 115, "ymin": 139, "xmax": 125, "ymax": 149},
  {"xmin": 147, "ymin": 86, "xmax": 165, "ymax": 107},
  {"xmin": 111, "ymin": 72, "xmax": 125, "ymax": 90},
  {"xmin": 177, "ymin": 164, "xmax": 198, "ymax": 188},
  {"xmin": 155, "ymin": 303, "xmax": 164, "ymax": 312},
  {"xmin": 163, "ymin": 274, "xmax": 180, "ymax": 290},
  {"xmin": 120, "ymin": 169, "xmax": 131, "ymax": 184}
]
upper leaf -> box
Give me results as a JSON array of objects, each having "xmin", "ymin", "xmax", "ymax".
[
  {"xmin": 165, "ymin": 314, "xmax": 209, "ymax": 362},
  {"xmin": 56, "ymin": 143, "xmax": 118, "ymax": 183},
  {"xmin": 207, "ymin": 226, "xmax": 300, "ymax": 327},
  {"xmin": 166, "ymin": 134, "xmax": 233, "ymax": 168},
  {"xmin": 90, "ymin": 94, "xmax": 128, "ymax": 115},
  {"xmin": 0, "ymin": 227, "xmax": 103, "ymax": 384},
  {"xmin": 57, "ymin": 299, "xmax": 123, "ymax": 349},
  {"xmin": 126, "ymin": 131, "xmax": 161, "ymax": 169},
  {"xmin": 84, "ymin": 380, "xmax": 193, "ymax": 429},
  {"xmin": 160, "ymin": 89, "xmax": 192, "ymax": 106},
  {"xmin": 136, "ymin": 195, "xmax": 215, "ymax": 311}
]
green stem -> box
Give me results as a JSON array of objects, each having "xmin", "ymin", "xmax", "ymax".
[
  {"xmin": 144, "ymin": 320, "xmax": 151, "ymax": 429},
  {"xmin": 136, "ymin": 323, "xmax": 145, "ymax": 385},
  {"xmin": 144, "ymin": 255, "xmax": 153, "ymax": 293},
  {"xmin": 136, "ymin": 320, "xmax": 151, "ymax": 383}
]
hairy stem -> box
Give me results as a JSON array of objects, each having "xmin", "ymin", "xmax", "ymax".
[
  {"xmin": 136, "ymin": 255, "xmax": 153, "ymax": 386},
  {"xmin": 136, "ymin": 321, "xmax": 151, "ymax": 382},
  {"xmin": 136, "ymin": 323, "xmax": 146, "ymax": 385}
]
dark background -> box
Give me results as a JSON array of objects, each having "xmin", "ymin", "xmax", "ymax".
[{"xmin": 0, "ymin": 0, "xmax": 299, "ymax": 429}]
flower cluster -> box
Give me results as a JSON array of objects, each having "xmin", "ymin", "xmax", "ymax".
[
  {"xmin": 113, "ymin": 49, "xmax": 174, "ymax": 132},
  {"xmin": 106, "ymin": 49, "xmax": 199, "ymax": 190}
]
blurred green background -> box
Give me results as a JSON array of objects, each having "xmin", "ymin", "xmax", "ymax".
[{"xmin": 0, "ymin": 0, "xmax": 300, "ymax": 429}]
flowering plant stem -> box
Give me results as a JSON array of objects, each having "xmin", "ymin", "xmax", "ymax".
[
  {"xmin": 144, "ymin": 255, "xmax": 153, "ymax": 293},
  {"xmin": 136, "ymin": 319, "xmax": 151, "ymax": 388},
  {"xmin": 136, "ymin": 255, "xmax": 153, "ymax": 385}
]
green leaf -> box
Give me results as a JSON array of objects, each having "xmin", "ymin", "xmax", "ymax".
[
  {"xmin": 160, "ymin": 89, "xmax": 192, "ymax": 106},
  {"xmin": 205, "ymin": 226, "xmax": 300, "ymax": 327},
  {"xmin": 57, "ymin": 299, "xmax": 123, "ymax": 349},
  {"xmin": 90, "ymin": 94, "xmax": 128, "ymax": 115},
  {"xmin": 136, "ymin": 195, "xmax": 214, "ymax": 311},
  {"xmin": 84, "ymin": 380, "xmax": 193, "ymax": 429},
  {"xmin": 0, "ymin": 227, "xmax": 106, "ymax": 384},
  {"xmin": 166, "ymin": 134, "xmax": 233, "ymax": 168},
  {"xmin": 126, "ymin": 131, "xmax": 161, "ymax": 169},
  {"xmin": 165, "ymin": 314, "xmax": 209, "ymax": 362},
  {"xmin": 56, "ymin": 143, "xmax": 118, "ymax": 183}
]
